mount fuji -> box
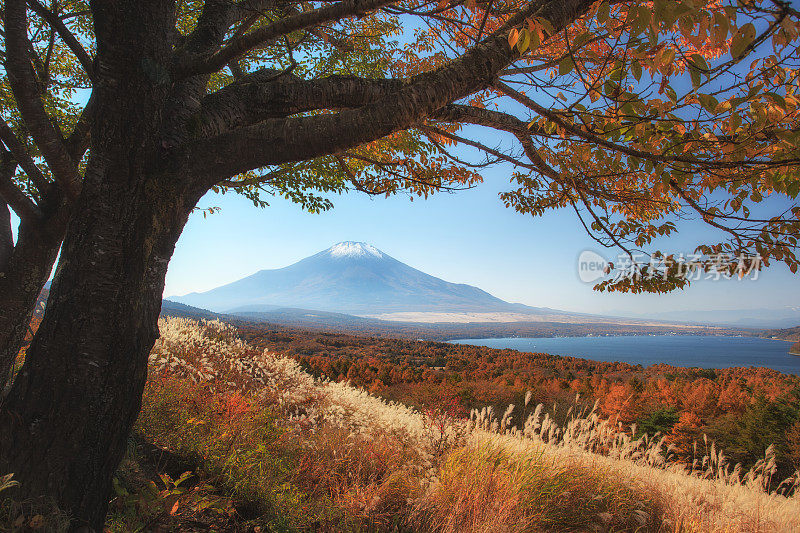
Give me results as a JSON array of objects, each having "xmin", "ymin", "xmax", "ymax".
[{"xmin": 172, "ymin": 241, "xmax": 541, "ymax": 316}]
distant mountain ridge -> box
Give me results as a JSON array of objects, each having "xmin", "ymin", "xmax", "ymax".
[
  {"xmin": 634, "ymin": 307, "xmax": 800, "ymax": 329},
  {"xmin": 173, "ymin": 241, "xmax": 544, "ymax": 316}
]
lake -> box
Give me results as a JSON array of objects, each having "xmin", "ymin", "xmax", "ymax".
[{"xmin": 448, "ymin": 335, "xmax": 800, "ymax": 375}]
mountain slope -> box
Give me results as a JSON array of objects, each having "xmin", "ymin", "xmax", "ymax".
[{"xmin": 173, "ymin": 242, "xmax": 539, "ymax": 315}]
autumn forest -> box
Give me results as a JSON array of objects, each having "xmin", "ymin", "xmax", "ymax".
[{"xmin": 239, "ymin": 322, "xmax": 800, "ymax": 481}]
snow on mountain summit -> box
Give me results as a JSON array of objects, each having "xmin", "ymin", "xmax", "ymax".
[{"xmin": 327, "ymin": 241, "xmax": 384, "ymax": 259}]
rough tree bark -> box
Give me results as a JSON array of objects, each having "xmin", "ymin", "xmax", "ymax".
[
  {"xmin": 0, "ymin": 202, "xmax": 10, "ymax": 269},
  {"xmin": 0, "ymin": 184, "xmax": 198, "ymax": 529},
  {"xmin": 0, "ymin": 1, "xmax": 201, "ymax": 528}
]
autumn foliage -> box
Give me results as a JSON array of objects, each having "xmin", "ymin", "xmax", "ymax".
[{"xmin": 239, "ymin": 322, "xmax": 800, "ymax": 477}]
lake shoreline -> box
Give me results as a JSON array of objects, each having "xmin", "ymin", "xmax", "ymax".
[
  {"xmin": 448, "ymin": 334, "xmax": 800, "ymax": 375},
  {"xmin": 448, "ymin": 332, "xmax": 793, "ymax": 343}
]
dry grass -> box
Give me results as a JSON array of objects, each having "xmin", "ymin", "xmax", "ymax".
[
  {"xmin": 479, "ymin": 433, "xmax": 799, "ymax": 532},
  {"xmin": 413, "ymin": 441, "xmax": 660, "ymax": 532},
  {"xmin": 112, "ymin": 317, "xmax": 800, "ymax": 532}
]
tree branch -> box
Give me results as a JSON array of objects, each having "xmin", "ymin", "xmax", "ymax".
[
  {"xmin": 431, "ymin": 104, "xmax": 552, "ymax": 172},
  {"xmin": 494, "ymin": 80, "xmax": 800, "ymax": 170},
  {"xmin": 65, "ymin": 91, "xmax": 96, "ymax": 162},
  {"xmin": 421, "ymin": 125, "xmax": 535, "ymax": 170},
  {"xmin": 218, "ymin": 167, "xmax": 285, "ymax": 187},
  {"xmin": 197, "ymin": 71, "xmax": 403, "ymax": 137},
  {"xmin": 0, "ymin": 120, "xmax": 52, "ymax": 194},
  {"xmin": 177, "ymin": 0, "xmax": 243, "ymax": 63},
  {"xmin": 434, "ymin": 105, "xmax": 656, "ymax": 203},
  {"xmin": 27, "ymin": 0, "xmax": 95, "ymax": 81},
  {"xmin": 0, "ymin": 200, "xmax": 12, "ymax": 272},
  {"xmin": 175, "ymin": 0, "xmax": 400, "ymax": 79},
  {"xmin": 187, "ymin": 0, "xmax": 595, "ymax": 184},
  {"xmin": 0, "ymin": 154, "xmax": 41, "ymax": 222},
  {"xmin": 4, "ymin": 0, "xmax": 80, "ymax": 199}
]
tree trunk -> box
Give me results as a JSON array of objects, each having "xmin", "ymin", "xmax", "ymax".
[
  {"xmin": 0, "ymin": 166, "xmax": 200, "ymax": 530},
  {"xmin": 0, "ymin": 4, "xmax": 201, "ymax": 527},
  {"xmin": 0, "ymin": 208, "xmax": 67, "ymax": 390}
]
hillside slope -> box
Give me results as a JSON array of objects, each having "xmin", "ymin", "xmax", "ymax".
[
  {"xmin": 97, "ymin": 318, "xmax": 800, "ymax": 532},
  {"xmin": 762, "ymin": 324, "xmax": 800, "ymax": 342}
]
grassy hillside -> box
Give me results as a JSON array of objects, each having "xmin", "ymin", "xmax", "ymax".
[
  {"xmin": 239, "ymin": 323, "xmax": 800, "ymax": 477},
  {"xmin": 6, "ymin": 317, "xmax": 798, "ymax": 532},
  {"xmin": 121, "ymin": 320, "xmax": 800, "ymax": 530}
]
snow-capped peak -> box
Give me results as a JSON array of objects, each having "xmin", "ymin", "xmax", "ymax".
[{"xmin": 328, "ymin": 241, "xmax": 383, "ymax": 259}]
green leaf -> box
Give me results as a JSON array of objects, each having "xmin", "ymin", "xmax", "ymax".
[
  {"xmin": 712, "ymin": 10, "xmax": 729, "ymax": 44},
  {"xmin": 690, "ymin": 53, "xmax": 709, "ymax": 72},
  {"xmin": 559, "ymin": 56, "xmax": 575, "ymax": 76},
  {"xmin": 731, "ymin": 23, "xmax": 756, "ymax": 59},
  {"xmin": 698, "ymin": 94, "xmax": 719, "ymax": 113},
  {"xmin": 529, "ymin": 29, "xmax": 541, "ymax": 51},
  {"xmin": 631, "ymin": 60, "xmax": 643, "ymax": 81},
  {"xmin": 517, "ymin": 28, "xmax": 531, "ymax": 53},
  {"xmin": 690, "ymin": 67, "xmax": 701, "ymax": 88},
  {"xmin": 787, "ymin": 180, "xmax": 800, "ymax": 199},
  {"xmin": 597, "ymin": 1, "xmax": 610, "ymax": 24},
  {"xmin": 765, "ymin": 92, "xmax": 787, "ymax": 110},
  {"xmin": 536, "ymin": 17, "xmax": 555, "ymax": 36}
]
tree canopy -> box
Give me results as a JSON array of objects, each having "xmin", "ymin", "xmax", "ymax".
[{"xmin": 2, "ymin": 0, "xmax": 799, "ymax": 292}]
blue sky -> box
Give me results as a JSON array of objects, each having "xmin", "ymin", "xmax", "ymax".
[{"xmin": 164, "ymin": 157, "xmax": 800, "ymax": 317}]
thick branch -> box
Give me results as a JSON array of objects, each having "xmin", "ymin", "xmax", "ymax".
[
  {"xmin": 27, "ymin": 0, "xmax": 95, "ymax": 81},
  {"xmin": 0, "ymin": 120, "xmax": 52, "ymax": 194},
  {"xmin": 0, "ymin": 168, "xmax": 41, "ymax": 223},
  {"xmin": 421, "ymin": 125, "xmax": 535, "ymax": 170},
  {"xmin": 434, "ymin": 103, "xmax": 531, "ymax": 135},
  {"xmin": 197, "ymin": 71, "xmax": 403, "ymax": 137},
  {"xmin": 65, "ymin": 91, "xmax": 96, "ymax": 162},
  {"xmin": 435, "ymin": 105, "xmax": 654, "ymax": 203},
  {"xmin": 188, "ymin": 0, "xmax": 594, "ymax": 183},
  {"xmin": 177, "ymin": 0, "xmax": 244, "ymax": 63},
  {"xmin": 4, "ymin": 0, "xmax": 80, "ymax": 198},
  {"xmin": 441, "ymin": 105, "xmax": 556, "ymax": 179},
  {"xmin": 433, "ymin": 104, "xmax": 549, "ymax": 168}
]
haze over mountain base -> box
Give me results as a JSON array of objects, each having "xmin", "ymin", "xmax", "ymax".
[{"xmin": 360, "ymin": 311, "xmax": 716, "ymax": 327}]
